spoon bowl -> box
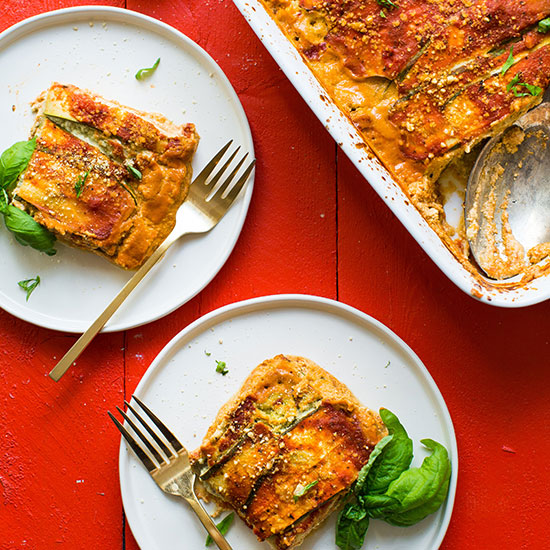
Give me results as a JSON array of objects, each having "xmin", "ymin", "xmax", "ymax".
[{"xmin": 465, "ymin": 102, "xmax": 550, "ymax": 280}]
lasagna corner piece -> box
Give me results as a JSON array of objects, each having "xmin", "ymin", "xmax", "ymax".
[
  {"xmin": 191, "ymin": 355, "xmax": 387, "ymax": 549},
  {"xmin": 13, "ymin": 83, "xmax": 199, "ymax": 269}
]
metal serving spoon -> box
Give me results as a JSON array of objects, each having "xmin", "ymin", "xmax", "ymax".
[{"xmin": 465, "ymin": 101, "xmax": 550, "ymax": 280}]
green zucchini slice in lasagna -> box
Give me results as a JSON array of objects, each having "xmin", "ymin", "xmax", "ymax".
[
  {"xmin": 191, "ymin": 355, "xmax": 387, "ymax": 549},
  {"xmin": 12, "ymin": 83, "xmax": 199, "ymax": 269}
]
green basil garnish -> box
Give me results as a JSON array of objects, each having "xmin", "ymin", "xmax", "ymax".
[
  {"xmin": 135, "ymin": 57, "xmax": 160, "ymax": 80},
  {"xmin": 500, "ymin": 47, "xmax": 515, "ymax": 76},
  {"xmin": 205, "ymin": 512, "xmax": 234, "ymax": 546},
  {"xmin": 18, "ymin": 275, "xmax": 40, "ymax": 301},
  {"xmin": 376, "ymin": 0, "xmax": 397, "ymax": 8},
  {"xmin": 215, "ymin": 360, "xmax": 228, "ymax": 375},
  {"xmin": 0, "ymin": 139, "xmax": 57, "ymax": 256},
  {"xmin": 336, "ymin": 503, "xmax": 370, "ymax": 550},
  {"xmin": 293, "ymin": 480, "xmax": 319, "ymax": 502},
  {"xmin": 126, "ymin": 164, "xmax": 142, "ymax": 180},
  {"xmin": 335, "ymin": 409, "xmax": 451, "ymax": 550},
  {"xmin": 1, "ymin": 203, "xmax": 56, "ymax": 255},
  {"xmin": 507, "ymin": 74, "xmax": 542, "ymax": 97},
  {"xmin": 538, "ymin": 17, "xmax": 550, "ymax": 33},
  {"xmin": 74, "ymin": 170, "xmax": 90, "ymax": 198},
  {"xmin": 0, "ymin": 138, "xmax": 36, "ymax": 192}
]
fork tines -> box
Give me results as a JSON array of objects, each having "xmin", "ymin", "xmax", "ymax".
[
  {"xmin": 108, "ymin": 396, "xmax": 182, "ymax": 473},
  {"xmin": 193, "ymin": 140, "xmax": 256, "ymax": 202}
]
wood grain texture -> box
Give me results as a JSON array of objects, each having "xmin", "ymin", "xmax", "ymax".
[
  {"xmin": 2, "ymin": 1, "xmax": 550, "ymax": 550},
  {"xmin": 0, "ymin": 6, "xmax": 125, "ymax": 550}
]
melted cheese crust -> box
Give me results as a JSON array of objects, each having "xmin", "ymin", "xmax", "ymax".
[
  {"xmin": 261, "ymin": 0, "xmax": 550, "ymax": 284},
  {"xmin": 191, "ymin": 355, "xmax": 386, "ymax": 549},
  {"xmin": 14, "ymin": 83, "xmax": 199, "ymax": 269}
]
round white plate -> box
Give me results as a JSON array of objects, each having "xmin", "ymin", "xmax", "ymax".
[
  {"xmin": 0, "ymin": 7, "xmax": 254, "ymax": 332},
  {"xmin": 119, "ymin": 294, "xmax": 458, "ymax": 550}
]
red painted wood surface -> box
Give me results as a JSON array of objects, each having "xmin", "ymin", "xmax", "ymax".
[{"xmin": 1, "ymin": 1, "xmax": 550, "ymax": 549}]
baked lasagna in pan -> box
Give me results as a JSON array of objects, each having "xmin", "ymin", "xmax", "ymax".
[
  {"xmin": 12, "ymin": 83, "xmax": 199, "ymax": 269},
  {"xmin": 191, "ymin": 354, "xmax": 387, "ymax": 549},
  {"xmin": 259, "ymin": 0, "xmax": 550, "ymax": 283}
]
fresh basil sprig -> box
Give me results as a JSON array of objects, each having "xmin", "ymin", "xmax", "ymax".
[
  {"xmin": 0, "ymin": 138, "xmax": 36, "ymax": 192},
  {"xmin": 335, "ymin": 409, "xmax": 451, "ymax": 550},
  {"xmin": 538, "ymin": 17, "xmax": 550, "ymax": 33},
  {"xmin": 205, "ymin": 512, "xmax": 234, "ymax": 546},
  {"xmin": 500, "ymin": 47, "xmax": 515, "ymax": 76},
  {"xmin": 135, "ymin": 57, "xmax": 160, "ymax": 80},
  {"xmin": 507, "ymin": 73, "xmax": 542, "ymax": 98},
  {"xmin": 0, "ymin": 139, "xmax": 57, "ymax": 255},
  {"xmin": 359, "ymin": 408, "xmax": 413, "ymax": 494},
  {"xmin": 0, "ymin": 201, "xmax": 56, "ymax": 255},
  {"xmin": 336, "ymin": 503, "xmax": 370, "ymax": 550}
]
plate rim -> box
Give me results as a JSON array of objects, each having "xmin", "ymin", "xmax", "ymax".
[
  {"xmin": 120, "ymin": 293, "xmax": 458, "ymax": 550},
  {"xmin": 0, "ymin": 5, "xmax": 255, "ymax": 333}
]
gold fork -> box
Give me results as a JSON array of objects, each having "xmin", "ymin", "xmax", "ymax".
[
  {"xmin": 49, "ymin": 142, "xmax": 254, "ymax": 382},
  {"xmin": 109, "ymin": 395, "xmax": 233, "ymax": 550}
]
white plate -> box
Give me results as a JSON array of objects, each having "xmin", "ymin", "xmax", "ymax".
[
  {"xmin": 0, "ymin": 7, "xmax": 254, "ymax": 332},
  {"xmin": 232, "ymin": 0, "xmax": 550, "ymax": 307},
  {"xmin": 119, "ymin": 294, "xmax": 458, "ymax": 550}
]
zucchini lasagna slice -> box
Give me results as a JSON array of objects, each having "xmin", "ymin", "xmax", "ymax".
[
  {"xmin": 12, "ymin": 83, "xmax": 199, "ymax": 269},
  {"xmin": 191, "ymin": 355, "xmax": 387, "ymax": 549}
]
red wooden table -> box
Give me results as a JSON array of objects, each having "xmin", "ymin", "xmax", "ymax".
[{"xmin": 1, "ymin": 1, "xmax": 550, "ymax": 549}]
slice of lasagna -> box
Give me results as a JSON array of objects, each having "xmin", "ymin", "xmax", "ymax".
[
  {"xmin": 12, "ymin": 83, "xmax": 199, "ymax": 269},
  {"xmin": 191, "ymin": 355, "xmax": 387, "ymax": 549}
]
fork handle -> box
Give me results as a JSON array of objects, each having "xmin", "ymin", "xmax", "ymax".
[
  {"xmin": 185, "ymin": 497, "xmax": 234, "ymax": 550},
  {"xmin": 49, "ymin": 233, "xmax": 180, "ymax": 382}
]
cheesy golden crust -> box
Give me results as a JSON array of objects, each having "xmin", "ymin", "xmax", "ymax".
[
  {"xmin": 13, "ymin": 83, "xmax": 199, "ymax": 269},
  {"xmin": 191, "ymin": 355, "xmax": 386, "ymax": 549},
  {"xmin": 260, "ymin": 0, "xmax": 550, "ymax": 284}
]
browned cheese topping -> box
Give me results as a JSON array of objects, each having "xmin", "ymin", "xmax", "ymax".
[
  {"xmin": 13, "ymin": 83, "xmax": 199, "ymax": 269},
  {"xmin": 261, "ymin": 0, "xmax": 550, "ymax": 284},
  {"xmin": 191, "ymin": 355, "xmax": 386, "ymax": 550}
]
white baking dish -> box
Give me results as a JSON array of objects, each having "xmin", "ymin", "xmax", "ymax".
[{"xmin": 233, "ymin": 0, "xmax": 550, "ymax": 307}]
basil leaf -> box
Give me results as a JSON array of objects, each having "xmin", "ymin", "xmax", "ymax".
[
  {"xmin": 500, "ymin": 47, "xmax": 515, "ymax": 76},
  {"xmin": 362, "ymin": 408, "xmax": 413, "ymax": 494},
  {"xmin": 3, "ymin": 205, "xmax": 56, "ymax": 255},
  {"xmin": 355, "ymin": 434, "xmax": 393, "ymax": 494},
  {"xmin": 293, "ymin": 479, "xmax": 319, "ymax": 502},
  {"xmin": 0, "ymin": 138, "xmax": 36, "ymax": 191},
  {"xmin": 205, "ymin": 512, "xmax": 234, "ymax": 546},
  {"xmin": 126, "ymin": 164, "xmax": 142, "ymax": 180},
  {"xmin": 382, "ymin": 439, "xmax": 451, "ymax": 526},
  {"xmin": 359, "ymin": 493, "xmax": 400, "ymax": 518},
  {"xmin": 538, "ymin": 17, "xmax": 550, "ymax": 33},
  {"xmin": 376, "ymin": 0, "xmax": 397, "ymax": 8},
  {"xmin": 216, "ymin": 360, "xmax": 228, "ymax": 375},
  {"xmin": 523, "ymin": 83, "xmax": 542, "ymax": 96},
  {"xmin": 135, "ymin": 57, "xmax": 160, "ymax": 80},
  {"xmin": 18, "ymin": 275, "xmax": 40, "ymax": 301},
  {"xmin": 507, "ymin": 73, "xmax": 542, "ymax": 97},
  {"xmin": 335, "ymin": 503, "xmax": 370, "ymax": 550},
  {"xmin": 0, "ymin": 189, "xmax": 8, "ymax": 211},
  {"xmin": 74, "ymin": 170, "xmax": 90, "ymax": 198}
]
